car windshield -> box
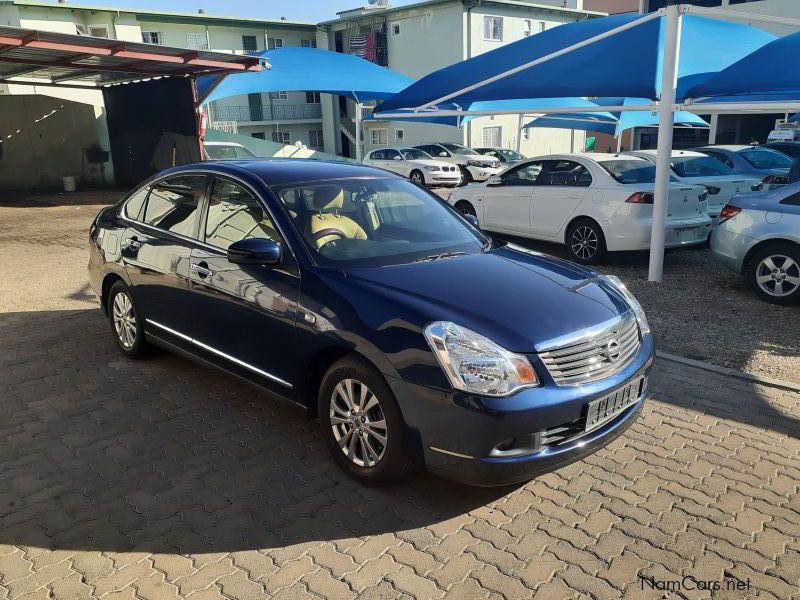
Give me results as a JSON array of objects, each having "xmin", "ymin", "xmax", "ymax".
[
  {"xmin": 671, "ymin": 156, "xmax": 737, "ymax": 177},
  {"xmin": 441, "ymin": 143, "xmax": 478, "ymax": 155},
  {"xmin": 598, "ymin": 160, "xmax": 658, "ymax": 184},
  {"xmin": 205, "ymin": 144, "xmax": 257, "ymax": 159},
  {"xmin": 738, "ymin": 148, "xmax": 792, "ymax": 169},
  {"xmin": 496, "ymin": 149, "xmax": 524, "ymax": 161},
  {"xmin": 401, "ymin": 148, "xmax": 431, "ymax": 160},
  {"xmin": 271, "ymin": 177, "xmax": 487, "ymax": 267}
]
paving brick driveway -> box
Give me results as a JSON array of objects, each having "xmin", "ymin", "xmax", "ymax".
[{"xmin": 0, "ymin": 196, "xmax": 798, "ymax": 599}]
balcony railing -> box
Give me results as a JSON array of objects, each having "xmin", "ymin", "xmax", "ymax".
[{"xmin": 212, "ymin": 103, "xmax": 322, "ymax": 122}]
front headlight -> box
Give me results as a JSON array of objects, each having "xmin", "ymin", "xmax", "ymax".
[
  {"xmin": 602, "ymin": 275, "xmax": 650, "ymax": 336},
  {"xmin": 424, "ymin": 321, "xmax": 538, "ymax": 396},
  {"xmin": 467, "ymin": 160, "xmax": 485, "ymax": 167},
  {"xmin": 423, "ymin": 165, "xmax": 440, "ymax": 171}
]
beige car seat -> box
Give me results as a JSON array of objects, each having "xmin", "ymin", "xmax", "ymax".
[{"xmin": 308, "ymin": 185, "xmax": 368, "ymax": 249}]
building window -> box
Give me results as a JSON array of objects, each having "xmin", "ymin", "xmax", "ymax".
[
  {"xmin": 267, "ymin": 37, "xmax": 284, "ymax": 50},
  {"xmin": 89, "ymin": 25, "xmax": 109, "ymax": 38},
  {"xmin": 269, "ymin": 91, "xmax": 288, "ymax": 100},
  {"xmin": 391, "ymin": 23, "xmax": 401, "ymax": 36},
  {"xmin": 483, "ymin": 126, "xmax": 502, "ymax": 148},
  {"xmin": 305, "ymin": 91, "xmax": 321, "ymax": 104},
  {"xmin": 301, "ymin": 39, "xmax": 317, "ymax": 48},
  {"xmin": 309, "ymin": 130, "xmax": 324, "ymax": 149},
  {"xmin": 523, "ymin": 20, "xmax": 531, "ymax": 38},
  {"xmin": 251, "ymin": 132, "xmax": 266, "ymax": 140},
  {"xmin": 394, "ymin": 128, "xmax": 404, "ymax": 141},
  {"xmin": 273, "ymin": 131, "xmax": 291, "ymax": 145},
  {"xmin": 141, "ymin": 31, "xmax": 164, "ymax": 45},
  {"xmin": 370, "ymin": 129, "xmax": 389, "ymax": 145},
  {"xmin": 483, "ymin": 16, "xmax": 503, "ymax": 42},
  {"xmin": 241, "ymin": 35, "xmax": 257, "ymax": 53},
  {"xmin": 186, "ymin": 33, "xmax": 208, "ymax": 50}
]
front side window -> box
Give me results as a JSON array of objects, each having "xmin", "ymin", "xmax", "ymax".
[
  {"xmin": 671, "ymin": 156, "xmax": 736, "ymax": 177},
  {"xmin": 483, "ymin": 16, "xmax": 503, "ymax": 41},
  {"xmin": 497, "ymin": 149, "xmax": 524, "ymax": 161},
  {"xmin": 401, "ymin": 148, "xmax": 430, "ymax": 160},
  {"xmin": 503, "ymin": 162, "xmax": 542, "ymax": 185},
  {"xmin": 123, "ymin": 186, "xmax": 149, "ymax": 220},
  {"xmin": 143, "ymin": 174, "xmax": 207, "ymax": 237},
  {"xmin": 384, "ymin": 149, "xmax": 401, "ymax": 160},
  {"xmin": 271, "ymin": 178, "xmax": 486, "ymax": 266},
  {"xmin": 204, "ymin": 178, "xmax": 278, "ymax": 249},
  {"xmin": 739, "ymin": 148, "xmax": 792, "ymax": 169}
]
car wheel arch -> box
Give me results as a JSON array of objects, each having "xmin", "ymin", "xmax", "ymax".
[
  {"xmin": 563, "ymin": 215, "xmax": 604, "ymax": 245},
  {"xmin": 741, "ymin": 238, "xmax": 800, "ymax": 275},
  {"xmin": 101, "ymin": 271, "xmax": 130, "ymax": 316}
]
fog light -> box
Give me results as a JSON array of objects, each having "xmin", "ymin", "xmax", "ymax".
[{"xmin": 489, "ymin": 433, "xmax": 541, "ymax": 457}]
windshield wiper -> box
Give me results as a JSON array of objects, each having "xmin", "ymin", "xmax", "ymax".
[{"xmin": 412, "ymin": 251, "xmax": 469, "ymax": 263}]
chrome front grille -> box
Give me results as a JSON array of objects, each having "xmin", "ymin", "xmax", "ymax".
[{"xmin": 539, "ymin": 313, "xmax": 641, "ymax": 386}]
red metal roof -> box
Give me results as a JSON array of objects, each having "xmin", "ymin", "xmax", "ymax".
[{"xmin": 0, "ymin": 26, "xmax": 264, "ymax": 87}]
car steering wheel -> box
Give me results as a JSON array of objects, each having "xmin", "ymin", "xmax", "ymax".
[{"xmin": 313, "ymin": 228, "xmax": 348, "ymax": 250}]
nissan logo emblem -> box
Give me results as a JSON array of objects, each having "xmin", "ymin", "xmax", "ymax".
[{"xmin": 605, "ymin": 339, "xmax": 621, "ymax": 362}]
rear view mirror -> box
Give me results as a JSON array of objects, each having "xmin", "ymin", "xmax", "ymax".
[
  {"xmin": 486, "ymin": 174, "xmax": 503, "ymax": 186},
  {"xmin": 227, "ymin": 238, "xmax": 281, "ymax": 265}
]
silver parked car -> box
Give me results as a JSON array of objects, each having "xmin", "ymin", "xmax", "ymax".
[{"xmin": 711, "ymin": 183, "xmax": 800, "ymax": 305}]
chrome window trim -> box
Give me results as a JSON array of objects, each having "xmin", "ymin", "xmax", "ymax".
[{"xmin": 145, "ymin": 318, "xmax": 293, "ymax": 389}]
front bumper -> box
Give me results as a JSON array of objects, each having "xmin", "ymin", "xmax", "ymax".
[
  {"xmin": 388, "ymin": 334, "xmax": 655, "ymax": 486},
  {"xmin": 466, "ymin": 166, "xmax": 502, "ymax": 181},
  {"xmin": 427, "ymin": 172, "xmax": 461, "ymax": 186}
]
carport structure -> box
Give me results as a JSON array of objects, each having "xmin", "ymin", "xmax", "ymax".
[
  {"xmin": 375, "ymin": 5, "xmax": 800, "ymax": 282},
  {"xmin": 0, "ymin": 25, "xmax": 262, "ymax": 88},
  {"xmin": 0, "ymin": 25, "xmax": 263, "ymax": 188}
]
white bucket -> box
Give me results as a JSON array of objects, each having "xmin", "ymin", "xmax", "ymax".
[{"xmin": 63, "ymin": 176, "xmax": 77, "ymax": 192}]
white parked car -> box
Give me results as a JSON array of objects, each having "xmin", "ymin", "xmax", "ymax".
[
  {"xmin": 203, "ymin": 141, "xmax": 258, "ymax": 160},
  {"xmin": 625, "ymin": 149, "xmax": 761, "ymax": 226},
  {"xmin": 449, "ymin": 153, "xmax": 711, "ymax": 264},
  {"xmin": 363, "ymin": 147, "xmax": 461, "ymax": 187},
  {"xmin": 413, "ymin": 143, "xmax": 502, "ymax": 184}
]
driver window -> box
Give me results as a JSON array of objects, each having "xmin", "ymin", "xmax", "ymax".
[
  {"xmin": 204, "ymin": 178, "xmax": 278, "ymax": 249},
  {"xmin": 385, "ymin": 149, "xmax": 401, "ymax": 160},
  {"xmin": 503, "ymin": 162, "xmax": 543, "ymax": 185},
  {"xmin": 434, "ymin": 146, "xmax": 450, "ymax": 157}
]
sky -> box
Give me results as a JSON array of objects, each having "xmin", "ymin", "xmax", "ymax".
[{"xmin": 60, "ymin": 0, "xmax": 420, "ymax": 22}]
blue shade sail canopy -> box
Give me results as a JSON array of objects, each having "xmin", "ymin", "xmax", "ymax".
[
  {"xmin": 376, "ymin": 14, "xmax": 774, "ymax": 112},
  {"xmin": 197, "ymin": 47, "xmax": 414, "ymax": 105},
  {"xmin": 686, "ymin": 31, "xmax": 800, "ymax": 99}
]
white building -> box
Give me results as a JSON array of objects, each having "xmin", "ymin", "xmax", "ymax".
[{"xmin": 319, "ymin": 0, "xmax": 604, "ymax": 158}]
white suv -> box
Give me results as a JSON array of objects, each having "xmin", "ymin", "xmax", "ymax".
[
  {"xmin": 363, "ymin": 147, "xmax": 461, "ymax": 187},
  {"xmin": 414, "ymin": 143, "xmax": 502, "ymax": 184}
]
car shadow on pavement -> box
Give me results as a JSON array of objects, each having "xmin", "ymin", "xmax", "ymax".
[{"xmin": 0, "ymin": 308, "xmax": 515, "ymax": 554}]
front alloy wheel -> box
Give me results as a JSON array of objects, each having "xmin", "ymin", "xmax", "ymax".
[
  {"xmin": 410, "ymin": 170, "xmax": 425, "ymax": 186},
  {"xmin": 329, "ymin": 379, "xmax": 387, "ymax": 467}
]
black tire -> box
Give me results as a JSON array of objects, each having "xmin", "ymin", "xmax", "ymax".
[
  {"xmin": 458, "ymin": 166, "xmax": 472, "ymax": 187},
  {"xmin": 745, "ymin": 242, "xmax": 800, "ymax": 305},
  {"xmin": 454, "ymin": 200, "xmax": 477, "ymax": 218},
  {"xmin": 409, "ymin": 170, "xmax": 425, "ymax": 186},
  {"xmin": 107, "ymin": 281, "xmax": 148, "ymax": 358},
  {"xmin": 566, "ymin": 218, "xmax": 607, "ymax": 264},
  {"xmin": 318, "ymin": 355, "xmax": 414, "ymax": 485}
]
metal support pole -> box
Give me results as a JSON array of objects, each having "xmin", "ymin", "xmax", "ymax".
[
  {"xmin": 355, "ymin": 102, "xmax": 363, "ymax": 162},
  {"xmin": 516, "ymin": 113, "xmax": 523, "ymax": 153},
  {"xmin": 648, "ymin": 3, "xmax": 682, "ymax": 283}
]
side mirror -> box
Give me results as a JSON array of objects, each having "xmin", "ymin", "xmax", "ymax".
[
  {"xmin": 439, "ymin": 152, "xmax": 449, "ymax": 157},
  {"xmin": 393, "ymin": 155, "xmax": 402, "ymax": 160},
  {"xmin": 463, "ymin": 214, "xmax": 480, "ymax": 229},
  {"xmin": 227, "ymin": 238, "xmax": 281, "ymax": 265},
  {"xmin": 486, "ymin": 174, "xmax": 503, "ymax": 186}
]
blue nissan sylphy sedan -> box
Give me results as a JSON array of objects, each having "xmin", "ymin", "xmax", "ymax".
[{"xmin": 88, "ymin": 159, "xmax": 654, "ymax": 486}]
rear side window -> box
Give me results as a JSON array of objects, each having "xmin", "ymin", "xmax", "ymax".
[
  {"xmin": 123, "ymin": 186, "xmax": 149, "ymax": 220},
  {"xmin": 143, "ymin": 174, "xmax": 208, "ymax": 238},
  {"xmin": 780, "ymin": 191, "xmax": 800, "ymax": 206},
  {"xmin": 536, "ymin": 160, "xmax": 592, "ymax": 187}
]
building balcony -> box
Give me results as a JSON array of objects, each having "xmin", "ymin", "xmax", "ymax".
[{"xmin": 212, "ymin": 103, "xmax": 323, "ymax": 123}]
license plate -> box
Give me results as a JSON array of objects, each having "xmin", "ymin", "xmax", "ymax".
[{"xmin": 585, "ymin": 376, "xmax": 645, "ymax": 433}]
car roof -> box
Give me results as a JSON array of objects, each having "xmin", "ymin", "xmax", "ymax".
[
  {"xmin": 204, "ymin": 141, "xmax": 244, "ymax": 147},
  {"xmin": 696, "ymin": 145, "xmax": 752, "ymax": 152},
  {"xmin": 368, "ymin": 146, "xmax": 419, "ymax": 152},
  {"xmin": 527, "ymin": 152, "xmax": 648, "ymax": 162},
  {"xmin": 630, "ymin": 149, "xmax": 708, "ymax": 157},
  {"xmin": 175, "ymin": 159, "xmax": 399, "ymax": 186}
]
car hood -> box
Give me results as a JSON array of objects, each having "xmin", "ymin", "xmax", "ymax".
[
  {"xmin": 410, "ymin": 159, "xmax": 454, "ymax": 169},
  {"xmin": 458, "ymin": 154, "xmax": 497, "ymax": 164},
  {"xmin": 342, "ymin": 246, "xmax": 631, "ymax": 353}
]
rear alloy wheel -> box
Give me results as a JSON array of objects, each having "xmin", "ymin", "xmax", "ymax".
[
  {"xmin": 567, "ymin": 219, "xmax": 607, "ymax": 264},
  {"xmin": 319, "ymin": 356, "xmax": 414, "ymax": 485},
  {"xmin": 108, "ymin": 281, "xmax": 148, "ymax": 358},
  {"xmin": 747, "ymin": 244, "xmax": 800, "ymax": 305},
  {"xmin": 409, "ymin": 170, "xmax": 425, "ymax": 186}
]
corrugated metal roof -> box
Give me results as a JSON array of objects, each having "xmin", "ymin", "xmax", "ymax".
[{"xmin": 0, "ymin": 25, "xmax": 264, "ymax": 87}]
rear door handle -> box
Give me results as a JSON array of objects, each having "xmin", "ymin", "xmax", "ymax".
[{"xmin": 190, "ymin": 260, "xmax": 213, "ymax": 279}]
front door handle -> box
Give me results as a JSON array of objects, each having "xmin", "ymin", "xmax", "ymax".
[
  {"xmin": 191, "ymin": 261, "xmax": 213, "ymax": 279},
  {"xmin": 124, "ymin": 236, "xmax": 141, "ymax": 250}
]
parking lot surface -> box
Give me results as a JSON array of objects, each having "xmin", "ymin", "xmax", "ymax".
[{"xmin": 0, "ymin": 194, "xmax": 798, "ymax": 599}]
